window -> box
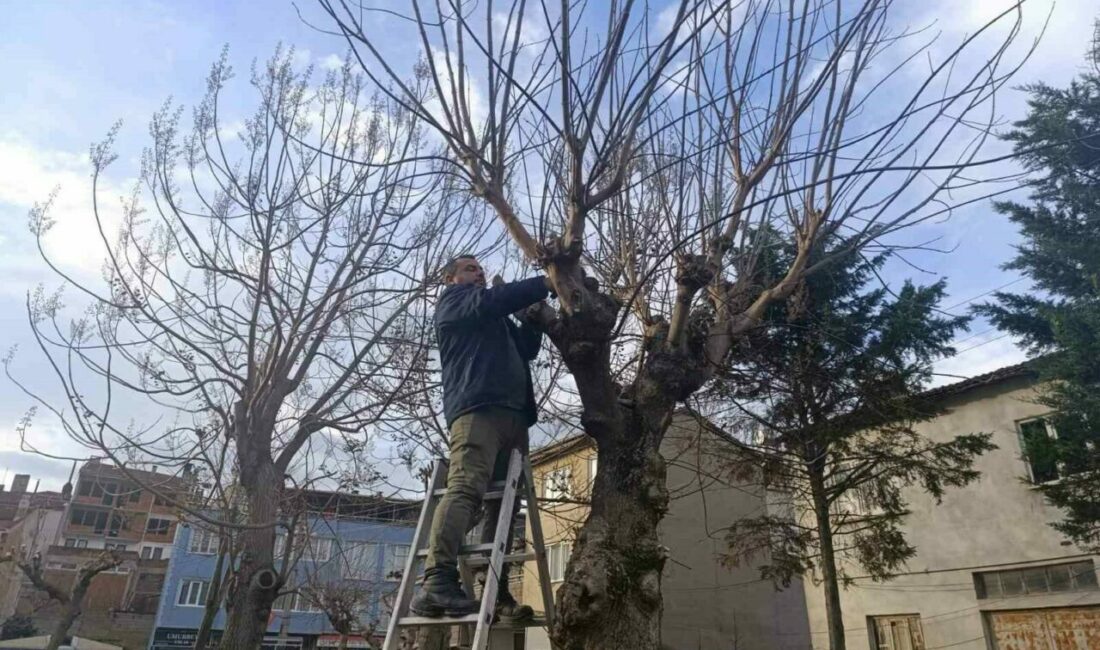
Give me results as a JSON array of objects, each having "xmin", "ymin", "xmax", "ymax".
[
  {"xmin": 77, "ymin": 481, "xmax": 92, "ymax": 497},
  {"xmin": 384, "ymin": 545, "xmax": 410, "ymax": 581},
  {"xmin": 588, "ymin": 455, "xmax": 598, "ymax": 492},
  {"xmin": 63, "ymin": 538, "xmax": 88, "ymax": 549},
  {"xmin": 871, "ymin": 615, "xmax": 924, "ymax": 650},
  {"xmin": 543, "ymin": 467, "xmax": 573, "ymax": 501},
  {"xmin": 975, "ymin": 561, "xmax": 1098, "ymax": 599},
  {"xmin": 292, "ymin": 592, "xmax": 323, "ymax": 613},
  {"xmin": 177, "ymin": 579, "xmax": 210, "ymax": 606},
  {"xmin": 548, "ymin": 541, "xmax": 572, "ymax": 582},
  {"xmin": 153, "ymin": 492, "xmax": 175, "ymax": 507},
  {"xmin": 306, "ymin": 537, "xmax": 332, "ymax": 562},
  {"xmin": 105, "ymin": 542, "xmax": 128, "ymax": 552},
  {"xmin": 141, "ymin": 546, "xmax": 164, "ymax": 560},
  {"xmin": 129, "ymin": 489, "xmax": 141, "ymax": 503},
  {"xmin": 189, "ymin": 528, "xmax": 219, "ymax": 555},
  {"xmin": 146, "ymin": 517, "xmax": 172, "ymax": 536},
  {"xmin": 70, "ymin": 508, "xmax": 125, "ymax": 535},
  {"xmin": 1018, "ymin": 416, "xmax": 1092, "ymax": 484},
  {"xmin": 342, "ymin": 542, "xmax": 380, "ymax": 579},
  {"xmin": 1019, "ymin": 417, "xmax": 1060, "ymax": 483}
]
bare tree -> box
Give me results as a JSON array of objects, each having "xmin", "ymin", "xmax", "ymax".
[
  {"xmin": 315, "ymin": 1, "xmax": 1029, "ymax": 648},
  {"xmin": 1, "ymin": 549, "xmax": 122, "ymax": 650},
  {"xmin": 8, "ymin": 46, "xmax": 488, "ymax": 648}
]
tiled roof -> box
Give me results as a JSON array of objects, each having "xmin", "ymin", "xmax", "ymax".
[{"xmin": 917, "ymin": 360, "xmax": 1037, "ymax": 402}]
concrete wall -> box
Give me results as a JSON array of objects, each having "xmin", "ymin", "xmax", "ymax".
[
  {"xmin": 522, "ymin": 415, "xmax": 811, "ymax": 650},
  {"xmin": 800, "ymin": 377, "xmax": 1100, "ymax": 650},
  {"xmin": 0, "ymin": 506, "xmax": 63, "ymax": 620}
]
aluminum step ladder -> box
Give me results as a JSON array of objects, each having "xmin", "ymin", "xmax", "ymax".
[{"xmin": 382, "ymin": 448, "xmax": 556, "ymax": 650}]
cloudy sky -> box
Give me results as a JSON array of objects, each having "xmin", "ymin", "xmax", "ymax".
[{"xmin": 0, "ymin": 0, "xmax": 1094, "ymax": 491}]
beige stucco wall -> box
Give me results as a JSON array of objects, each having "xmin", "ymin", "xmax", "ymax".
[
  {"xmin": 800, "ymin": 377, "xmax": 1100, "ymax": 650},
  {"xmin": 522, "ymin": 414, "xmax": 811, "ymax": 650}
]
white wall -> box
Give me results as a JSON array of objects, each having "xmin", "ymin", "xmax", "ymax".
[{"xmin": 800, "ymin": 378, "xmax": 1100, "ymax": 650}]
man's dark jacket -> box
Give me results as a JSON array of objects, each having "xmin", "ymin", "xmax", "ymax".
[{"xmin": 435, "ymin": 277, "xmax": 549, "ymax": 427}]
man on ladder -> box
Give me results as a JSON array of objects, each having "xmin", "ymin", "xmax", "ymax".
[{"xmin": 409, "ymin": 254, "xmax": 553, "ymax": 622}]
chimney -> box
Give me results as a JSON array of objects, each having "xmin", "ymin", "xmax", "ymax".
[{"xmin": 11, "ymin": 474, "xmax": 30, "ymax": 494}]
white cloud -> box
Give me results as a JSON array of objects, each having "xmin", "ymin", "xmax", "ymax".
[
  {"xmin": 320, "ymin": 53, "xmax": 344, "ymax": 71},
  {"xmin": 291, "ymin": 47, "xmax": 313, "ymax": 70},
  {"xmin": 0, "ymin": 136, "xmax": 129, "ymax": 278}
]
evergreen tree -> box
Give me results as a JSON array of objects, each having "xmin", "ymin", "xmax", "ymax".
[
  {"xmin": 0, "ymin": 616, "xmax": 37, "ymax": 641},
  {"xmin": 712, "ymin": 244, "xmax": 995, "ymax": 650},
  {"xmin": 976, "ymin": 31, "xmax": 1100, "ymax": 550}
]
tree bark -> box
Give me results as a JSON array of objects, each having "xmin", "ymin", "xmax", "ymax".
[
  {"xmin": 45, "ymin": 558, "xmax": 118, "ymax": 650},
  {"xmin": 550, "ymin": 404, "xmax": 671, "ymax": 650},
  {"xmin": 218, "ymin": 448, "xmax": 281, "ymax": 650},
  {"xmin": 194, "ymin": 533, "xmax": 229, "ymax": 650},
  {"xmin": 338, "ymin": 633, "xmax": 349, "ymax": 650},
  {"xmin": 810, "ymin": 468, "xmax": 846, "ymax": 650}
]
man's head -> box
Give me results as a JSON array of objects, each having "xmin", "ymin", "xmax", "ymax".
[{"xmin": 444, "ymin": 255, "xmax": 486, "ymax": 287}]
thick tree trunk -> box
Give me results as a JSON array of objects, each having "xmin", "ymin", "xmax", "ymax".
[
  {"xmin": 45, "ymin": 601, "xmax": 82, "ymax": 650},
  {"xmin": 810, "ymin": 470, "xmax": 846, "ymax": 650},
  {"xmin": 550, "ymin": 407, "xmax": 671, "ymax": 650},
  {"xmin": 194, "ymin": 534, "xmax": 229, "ymax": 650},
  {"xmin": 45, "ymin": 563, "xmax": 104, "ymax": 650},
  {"xmin": 219, "ymin": 454, "xmax": 281, "ymax": 650}
]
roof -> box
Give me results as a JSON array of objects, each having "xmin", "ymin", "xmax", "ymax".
[
  {"xmin": 529, "ymin": 433, "xmax": 593, "ymax": 466},
  {"xmin": 527, "ymin": 360, "xmax": 1039, "ymax": 464},
  {"xmin": 78, "ymin": 459, "xmax": 191, "ymax": 490},
  {"xmin": 290, "ymin": 489, "xmax": 421, "ymax": 524},
  {"xmin": 917, "ymin": 359, "xmax": 1037, "ymax": 402}
]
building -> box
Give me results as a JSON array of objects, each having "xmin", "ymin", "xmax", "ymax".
[
  {"xmin": 520, "ymin": 362, "xmax": 1100, "ymax": 650},
  {"xmin": 798, "ymin": 363, "xmax": 1100, "ymax": 650},
  {"xmin": 148, "ymin": 490, "xmax": 419, "ymax": 650},
  {"xmin": 520, "ymin": 414, "xmax": 812, "ymax": 650},
  {"xmin": 5, "ymin": 460, "xmax": 194, "ymax": 650},
  {"xmin": 0, "ymin": 474, "xmax": 68, "ymax": 622}
]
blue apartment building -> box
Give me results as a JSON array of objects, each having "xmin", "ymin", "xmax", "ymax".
[{"xmin": 149, "ymin": 492, "xmax": 418, "ymax": 650}]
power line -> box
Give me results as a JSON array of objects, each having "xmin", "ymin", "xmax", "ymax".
[{"xmin": 942, "ymin": 278, "xmax": 1026, "ymax": 312}]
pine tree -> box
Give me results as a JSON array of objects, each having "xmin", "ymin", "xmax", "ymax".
[
  {"xmin": 976, "ymin": 30, "xmax": 1100, "ymax": 550},
  {"xmin": 713, "ymin": 244, "xmax": 995, "ymax": 650}
]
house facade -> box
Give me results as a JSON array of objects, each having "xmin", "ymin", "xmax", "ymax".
[
  {"xmin": 520, "ymin": 414, "xmax": 813, "ymax": 650},
  {"xmin": 518, "ymin": 362, "xmax": 1100, "ymax": 650},
  {"xmin": 3, "ymin": 460, "xmax": 192, "ymax": 649},
  {"xmin": 800, "ymin": 364, "xmax": 1100, "ymax": 650},
  {"xmin": 148, "ymin": 491, "xmax": 418, "ymax": 650},
  {"xmin": 0, "ymin": 473, "xmax": 67, "ymax": 622}
]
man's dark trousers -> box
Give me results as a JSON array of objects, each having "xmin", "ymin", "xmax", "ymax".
[{"xmin": 424, "ymin": 407, "xmax": 527, "ymax": 574}]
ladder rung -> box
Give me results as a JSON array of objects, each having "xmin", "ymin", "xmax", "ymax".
[
  {"xmin": 397, "ymin": 614, "xmax": 482, "ymax": 626},
  {"xmin": 431, "ymin": 488, "xmax": 506, "ymax": 499},
  {"xmin": 464, "ymin": 551, "xmax": 535, "ymax": 566},
  {"xmin": 396, "ymin": 614, "xmax": 548, "ymax": 628},
  {"xmin": 416, "ymin": 542, "xmax": 495, "ymax": 558}
]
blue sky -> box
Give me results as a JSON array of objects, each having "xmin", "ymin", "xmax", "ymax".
[{"xmin": 0, "ymin": 0, "xmax": 1094, "ymax": 490}]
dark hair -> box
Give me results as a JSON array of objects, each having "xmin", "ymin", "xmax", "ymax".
[{"xmin": 444, "ymin": 254, "xmax": 478, "ymax": 280}]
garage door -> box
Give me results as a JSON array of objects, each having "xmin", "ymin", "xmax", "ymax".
[{"xmin": 988, "ymin": 607, "xmax": 1100, "ymax": 649}]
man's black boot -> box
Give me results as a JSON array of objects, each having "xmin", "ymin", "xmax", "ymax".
[
  {"xmin": 410, "ymin": 567, "xmax": 479, "ymax": 617},
  {"xmin": 495, "ymin": 584, "xmax": 534, "ymax": 623}
]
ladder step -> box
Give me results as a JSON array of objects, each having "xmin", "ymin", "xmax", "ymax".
[
  {"xmin": 464, "ymin": 551, "xmax": 535, "ymax": 566},
  {"xmin": 431, "ymin": 488, "xmax": 506, "ymax": 499},
  {"xmin": 396, "ymin": 615, "xmax": 548, "ymax": 628},
  {"xmin": 416, "ymin": 543, "xmax": 496, "ymax": 558},
  {"xmin": 397, "ymin": 614, "xmax": 482, "ymax": 626}
]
